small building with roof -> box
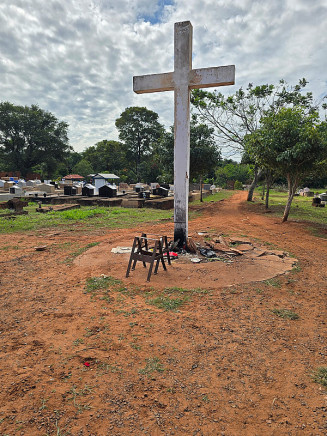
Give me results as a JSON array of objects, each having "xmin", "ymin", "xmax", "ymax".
[
  {"xmin": 91, "ymin": 173, "xmax": 120, "ymax": 190},
  {"xmin": 63, "ymin": 174, "xmax": 85, "ymax": 184}
]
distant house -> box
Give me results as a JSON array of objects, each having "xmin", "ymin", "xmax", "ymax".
[
  {"xmin": 90, "ymin": 173, "xmax": 120, "ymax": 190},
  {"xmin": 63, "ymin": 174, "xmax": 84, "ymax": 184}
]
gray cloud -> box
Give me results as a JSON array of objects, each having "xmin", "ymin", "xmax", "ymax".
[{"xmin": 0, "ymin": 0, "xmax": 326, "ymax": 153}]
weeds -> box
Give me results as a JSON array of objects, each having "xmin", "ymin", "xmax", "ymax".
[
  {"xmin": 271, "ymin": 309, "xmax": 299, "ymax": 320},
  {"xmin": 139, "ymin": 357, "xmax": 165, "ymax": 376},
  {"xmin": 68, "ymin": 384, "xmax": 93, "ymax": 413},
  {"xmin": 147, "ymin": 295, "xmax": 189, "ymax": 311},
  {"xmin": 39, "ymin": 397, "xmax": 48, "ymax": 410},
  {"xmin": 54, "ymin": 420, "xmax": 70, "ymax": 436},
  {"xmin": 72, "ymin": 338, "xmax": 84, "ymax": 346},
  {"xmin": 311, "ymin": 367, "xmax": 327, "ymax": 387},
  {"xmin": 65, "ymin": 242, "xmax": 100, "ymax": 264},
  {"xmin": 85, "ymin": 275, "xmax": 122, "ymax": 293},
  {"xmin": 264, "ymin": 279, "xmax": 281, "ymax": 288}
]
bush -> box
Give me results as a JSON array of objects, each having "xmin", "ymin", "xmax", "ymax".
[{"xmin": 234, "ymin": 180, "xmax": 243, "ymax": 190}]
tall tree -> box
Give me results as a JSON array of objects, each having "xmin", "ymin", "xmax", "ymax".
[
  {"xmin": 215, "ymin": 161, "xmax": 252, "ymax": 188},
  {"xmin": 191, "ymin": 79, "xmax": 317, "ymax": 200},
  {"xmin": 159, "ymin": 118, "xmax": 221, "ymax": 184},
  {"xmin": 0, "ymin": 102, "xmax": 70, "ymax": 178},
  {"xmin": 83, "ymin": 140, "xmax": 127, "ymax": 175},
  {"xmin": 72, "ymin": 159, "xmax": 94, "ymax": 178},
  {"xmin": 245, "ymin": 107, "xmax": 327, "ymax": 221},
  {"xmin": 115, "ymin": 107, "xmax": 164, "ymax": 181}
]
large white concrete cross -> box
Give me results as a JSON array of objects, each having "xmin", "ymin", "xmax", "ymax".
[{"xmin": 133, "ymin": 21, "xmax": 235, "ymax": 245}]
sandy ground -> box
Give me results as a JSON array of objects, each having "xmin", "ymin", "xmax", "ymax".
[{"xmin": 0, "ymin": 191, "xmax": 326, "ymax": 435}]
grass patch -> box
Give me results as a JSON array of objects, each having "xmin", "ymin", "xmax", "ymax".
[
  {"xmin": 271, "ymin": 308, "xmax": 299, "ymax": 320},
  {"xmin": 147, "ymin": 295, "xmax": 189, "ymax": 311},
  {"xmin": 59, "ymin": 208, "xmax": 107, "ymax": 220},
  {"xmin": 84, "ymin": 275, "xmax": 125, "ymax": 302},
  {"xmin": 264, "ymin": 279, "xmax": 281, "ymax": 288},
  {"xmin": 192, "ymin": 189, "xmax": 235, "ymax": 205},
  {"xmin": 308, "ymin": 225, "xmax": 327, "ymax": 239},
  {"xmin": 0, "ymin": 204, "xmax": 173, "ymax": 234},
  {"xmin": 65, "ymin": 242, "xmax": 100, "ymax": 264},
  {"xmin": 249, "ymin": 189, "xmax": 327, "ymax": 226},
  {"xmin": 139, "ymin": 357, "xmax": 165, "ymax": 376},
  {"xmin": 311, "ymin": 367, "xmax": 327, "ymax": 387},
  {"xmin": 146, "ymin": 287, "xmax": 208, "ymax": 311},
  {"xmin": 85, "ymin": 275, "xmax": 122, "ymax": 293}
]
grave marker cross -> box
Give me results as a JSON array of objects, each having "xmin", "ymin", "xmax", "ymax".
[{"xmin": 133, "ymin": 20, "xmax": 235, "ymax": 245}]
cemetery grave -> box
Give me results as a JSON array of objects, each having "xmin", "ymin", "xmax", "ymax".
[{"xmin": 0, "ymin": 191, "xmax": 326, "ymax": 435}]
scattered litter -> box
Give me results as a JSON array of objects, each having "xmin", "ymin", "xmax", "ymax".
[
  {"xmin": 111, "ymin": 246, "xmax": 132, "ymax": 254},
  {"xmin": 166, "ymin": 252, "xmax": 178, "ymax": 259},
  {"xmin": 218, "ymin": 235, "xmax": 229, "ymax": 246},
  {"xmin": 197, "ymin": 231, "xmax": 208, "ymax": 236},
  {"xmin": 199, "ymin": 248, "xmax": 217, "ymax": 258},
  {"xmin": 236, "ymin": 244, "xmax": 254, "ymax": 252},
  {"xmin": 229, "ymin": 237, "xmax": 252, "ymax": 244},
  {"xmin": 34, "ymin": 246, "xmax": 47, "ymax": 251},
  {"xmin": 191, "ymin": 257, "xmax": 201, "ymax": 263},
  {"xmin": 186, "ymin": 237, "xmax": 197, "ymax": 253},
  {"xmin": 84, "ymin": 362, "xmax": 90, "ymax": 367}
]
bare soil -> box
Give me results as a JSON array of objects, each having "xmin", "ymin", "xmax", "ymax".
[{"xmin": 0, "ymin": 191, "xmax": 326, "ymax": 435}]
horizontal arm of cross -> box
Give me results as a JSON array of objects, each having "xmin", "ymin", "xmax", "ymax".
[
  {"xmin": 133, "ymin": 65, "xmax": 235, "ymax": 94},
  {"xmin": 133, "ymin": 72, "xmax": 174, "ymax": 94},
  {"xmin": 189, "ymin": 65, "xmax": 235, "ymax": 89}
]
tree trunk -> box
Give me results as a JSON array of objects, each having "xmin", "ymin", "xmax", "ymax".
[
  {"xmin": 247, "ymin": 166, "xmax": 261, "ymax": 201},
  {"xmin": 200, "ymin": 176, "xmax": 203, "ymax": 202},
  {"xmin": 265, "ymin": 170, "xmax": 273, "ymax": 210},
  {"xmin": 282, "ymin": 174, "xmax": 298, "ymax": 222},
  {"xmin": 265, "ymin": 181, "xmax": 270, "ymax": 210},
  {"xmin": 261, "ymin": 182, "xmax": 266, "ymax": 201}
]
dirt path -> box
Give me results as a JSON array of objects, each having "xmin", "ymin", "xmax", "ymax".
[{"xmin": 0, "ymin": 192, "xmax": 326, "ymax": 435}]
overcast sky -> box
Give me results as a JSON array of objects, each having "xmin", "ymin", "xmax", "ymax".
[{"xmin": 0, "ymin": 0, "xmax": 326, "ymax": 154}]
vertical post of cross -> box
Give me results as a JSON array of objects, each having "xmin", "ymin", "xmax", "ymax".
[{"xmin": 173, "ymin": 21, "xmax": 192, "ymax": 245}]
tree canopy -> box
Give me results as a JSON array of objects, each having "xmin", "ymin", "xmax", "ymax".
[
  {"xmin": 115, "ymin": 107, "xmax": 164, "ymax": 181},
  {"xmin": 245, "ymin": 106, "xmax": 327, "ymax": 221},
  {"xmin": 191, "ymin": 79, "xmax": 319, "ymax": 200},
  {"xmin": 158, "ymin": 118, "xmax": 221, "ymax": 183},
  {"xmin": 82, "ymin": 140, "xmax": 127, "ymax": 175},
  {"xmin": 0, "ymin": 101, "xmax": 70, "ymax": 177}
]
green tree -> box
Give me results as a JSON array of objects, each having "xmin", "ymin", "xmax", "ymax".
[
  {"xmin": 159, "ymin": 119, "xmax": 221, "ymax": 184},
  {"xmin": 72, "ymin": 159, "xmax": 94, "ymax": 178},
  {"xmin": 189, "ymin": 119, "xmax": 221, "ymax": 183},
  {"xmin": 191, "ymin": 79, "xmax": 317, "ymax": 200},
  {"xmin": 66, "ymin": 151, "xmax": 83, "ymax": 174},
  {"xmin": 245, "ymin": 107, "xmax": 327, "ymax": 222},
  {"xmin": 0, "ymin": 101, "xmax": 70, "ymax": 178},
  {"xmin": 215, "ymin": 161, "xmax": 252, "ymax": 188},
  {"xmin": 83, "ymin": 140, "xmax": 127, "ymax": 175},
  {"xmin": 115, "ymin": 107, "xmax": 164, "ymax": 181}
]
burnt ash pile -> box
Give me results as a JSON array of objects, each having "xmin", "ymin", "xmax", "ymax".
[{"xmin": 170, "ymin": 232, "xmax": 289, "ymax": 265}]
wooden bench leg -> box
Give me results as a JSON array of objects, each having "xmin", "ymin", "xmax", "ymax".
[
  {"xmin": 147, "ymin": 241, "xmax": 158, "ymax": 281},
  {"xmin": 126, "ymin": 237, "xmax": 137, "ymax": 278}
]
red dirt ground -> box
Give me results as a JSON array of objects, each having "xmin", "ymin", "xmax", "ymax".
[{"xmin": 0, "ymin": 191, "xmax": 326, "ymax": 435}]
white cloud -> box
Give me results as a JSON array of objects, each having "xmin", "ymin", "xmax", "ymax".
[{"xmin": 0, "ymin": 0, "xmax": 326, "ymax": 153}]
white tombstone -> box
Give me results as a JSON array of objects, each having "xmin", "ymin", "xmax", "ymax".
[
  {"xmin": 17, "ymin": 179, "xmax": 27, "ymax": 188},
  {"xmin": 133, "ymin": 21, "xmax": 235, "ymax": 245},
  {"xmin": 10, "ymin": 186, "xmax": 23, "ymax": 196}
]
